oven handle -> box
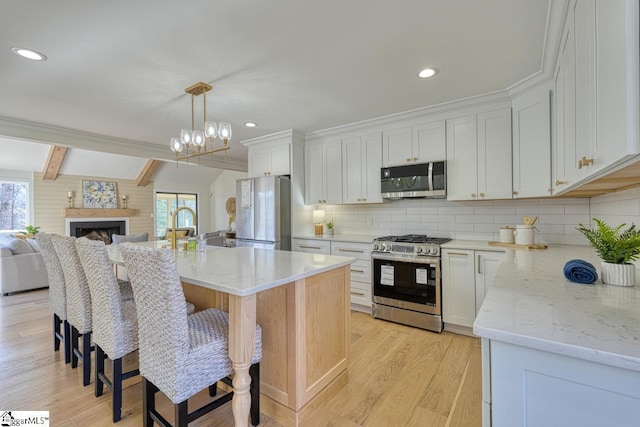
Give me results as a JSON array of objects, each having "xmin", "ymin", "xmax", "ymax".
[{"xmin": 371, "ymin": 253, "xmax": 440, "ymax": 265}]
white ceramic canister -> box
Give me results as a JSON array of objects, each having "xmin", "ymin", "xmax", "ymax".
[
  {"xmin": 514, "ymin": 224, "xmax": 534, "ymax": 245},
  {"xmin": 499, "ymin": 226, "xmax": 515, "ymax": 243}
]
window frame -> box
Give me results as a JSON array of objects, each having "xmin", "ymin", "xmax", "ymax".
[
  {"xmin": 154, "ymin": 191, "xmax": 198, "ymax": 237},
  {"xmin": 0, "ymin": 173, "xmax": 33, "ymax": 233}
]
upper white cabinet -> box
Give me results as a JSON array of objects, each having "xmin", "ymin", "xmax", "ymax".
[
  {"xmin": 553, "ymin": 0, "xmax": 640, "ymax": 194},
  {"xmin": 382, "ymin": 120, "xmax": 446, "ymax": 167},
  {"xmin": 512, "ymin": 85, "xmax": 552, "ymax": 198},
  {"xmin": 446, "ymin": 109, "xmax": 512, "ymax": 201},
  {"xmin": 305, "ymin": 139, "xmax": 343, "ymax": 205},
  {"xmin": 342, "ymin": 132, "xmax": 383, "ymax": 204},
  {"xmin": 248, "ymin": 143, "xmax": 290, "ymax": 177}
]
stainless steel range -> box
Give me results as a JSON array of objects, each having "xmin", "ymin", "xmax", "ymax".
[{"xmin": 371, "ymin": 234, "xmax": 451, "ymax": 332}]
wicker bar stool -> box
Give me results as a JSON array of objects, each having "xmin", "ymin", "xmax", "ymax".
[
  {"xmin": 120, "ymin": 243, "xmax": 262, "ymax": 427},
  {"xmin": 35, "ymin": 233, "xmax": 71, "ymax": 364},
  {"xmin": 76, "ymin": 237, "xmax": 140, "ymax": 422},
  {"xmin": 52, "ymin": 234, "xmax": 94, "ymax": 386}
]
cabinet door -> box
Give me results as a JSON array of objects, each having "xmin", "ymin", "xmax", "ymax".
[
  {"xmin": 442, "ymin": 249, "xmax": 476, "ymax": 328},
  {"xmin": 594, "ymin": 0, "xmax": 640, "ymax": 167},
  {"xmin": 382, "ymin": 127, "xmax": 413, "ymax": 167},
  {"xmin": 512, "ymin": 87, "xmax": 552, "ymax": 198},
  {"xmin": 573, "ymin": 0, "xmax": 596, "ymax": 179},
  {"xmin": 363, "ymin": 132, "xmax": 382, "ymax": 203},
  {"xmin": 446, "ymin": 115, "xmax": 478, "ymax": 201},
  {"xmin": 248, "ymin": 148, "xmax": 272, "ymax": 178},
  {"xmin": 412, "ymin": 120, "xmax": 446, "ymax": 162},
  {"xmin": 269, "ymin": 144, "xmax": 291, "ymax": 176},
  {"xmin": 323, "ymin": 140, "xmax": 343, "ymax": 204},
  {"xmin": 477, "ymin": 108, "xmax": 512, "ymax": 200},
  {"xmin": 561, "ymin": 9, "xmax": 578, "ymax": 187},
  {"xmin": 553, "ymin": 50, "xmax": 568, "ymax": 192},
  {"xmin": 305, "ymin": 144, "xmax": 324, "ymax": 204},
  {"xmin": 474, "ymin": 251, "xmax": 503, "ymax": 314},
  {"xmin": 342, "ymin": 136, "xmax": 364, "ymax": 204}
]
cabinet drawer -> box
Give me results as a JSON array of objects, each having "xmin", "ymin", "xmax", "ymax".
[
  {"xmin": 330, "ymin": 241, "xmax": 371, "ymax": 260},
  {"xmin": 349, "ymin": 259, "xmax": 371, "ymax": 283},
  {"xmin": 291, "ymin": 239, "xmax": 331, "ymax": 254},
  {"xmin": 350, "ymin": 280, "xmax": 372, "ymax": 308}
]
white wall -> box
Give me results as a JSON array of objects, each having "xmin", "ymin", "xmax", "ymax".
[
  {"xmin": 310, "ymin": 197, "xmax": 592, "ymax": 245},
  {"xmin": 211, "ymin": 170, "xmax": 247, "ymax": 231}
]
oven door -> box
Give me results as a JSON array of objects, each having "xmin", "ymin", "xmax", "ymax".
[{"xmin": 372, "ymin": 254, "xmax": 441, "ymax": 315}]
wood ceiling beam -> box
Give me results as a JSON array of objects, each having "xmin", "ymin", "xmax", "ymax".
[
  {"xmin": 136, "ymin": 159, "xmax": 161, "ymax": 187},
  {"xmin": 42, "ymin": 145, "xmax": 68, "ymax": 181}
]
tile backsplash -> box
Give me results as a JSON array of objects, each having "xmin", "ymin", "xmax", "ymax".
[{"xmin": 321, "ymin": 197, "xmax": 592, "ymax": 245}]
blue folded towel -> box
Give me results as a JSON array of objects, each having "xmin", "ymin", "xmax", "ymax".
[{"xmin": 563, "ymin": 259, "xmax": 598, "ymax": 284}]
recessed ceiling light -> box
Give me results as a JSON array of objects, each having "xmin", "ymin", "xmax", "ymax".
[
  {"xmin": 11, "ymin": 46, "xmax": 47, "ymax": 61},
  {"xmin": 418, "ymin": 68, "xmax": 438, "ymax": 78},
  {"xmin": 244, "ymin": 122, "xmax": 257, "ymax": 128}
]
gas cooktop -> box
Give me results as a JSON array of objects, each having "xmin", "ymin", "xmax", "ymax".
[{"xmin": 373, "ymin": 234, "xmax": 451, "ymax": 245}]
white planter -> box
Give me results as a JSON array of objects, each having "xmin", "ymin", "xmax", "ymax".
[
  {"xmin": 601, "ymin": 261, "xmax": 636, "ymax": 287},
  {"xmin": 324, "ymin": 228, "xmax": 334, "ymax": 236}
]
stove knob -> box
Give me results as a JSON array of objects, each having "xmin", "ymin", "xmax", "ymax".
[
  {"xmin": 428, "ymin": 246, "xmax": 439, "ymax": 255},
  {"xmin": 372, "ymin": 243, "xmax": 379, "ymax": 251},
  {"xmin": 415, "ymin": 246, "xmax": 423, "ymax": 254},
  {"xmin": 383, "ymin": 243, "xmax": 392, "ymax": 252}
]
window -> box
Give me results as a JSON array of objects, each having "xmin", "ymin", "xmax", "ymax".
[
  {"xmin": 0, "ymin": 180, "xmax": 30, "ymax": 232},
  {"xmin": 155, "ymin": 192, "xmax": 197, "ymax": 237}
]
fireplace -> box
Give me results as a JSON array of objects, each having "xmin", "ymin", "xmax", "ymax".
[{"xmin": 67, "ymin": 219, "xmax": 127, "ymax": 245}]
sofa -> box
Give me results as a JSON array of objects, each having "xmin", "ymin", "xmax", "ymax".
[{"xmin": 0, "ymin": 234, "xmax": 49, "ymax": 296}]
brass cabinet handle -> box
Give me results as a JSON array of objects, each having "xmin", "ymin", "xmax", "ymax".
[
  {"xmin": 578, "ymin": 156, "xmax": 594, "ymax": 169},
  {"xmin": 479, "ymin": 193, "xmax": 485, "ymax": 197},
  {"xmin": 471, "ymin": 193, "xmax": 477, "ymax": 198},
  {"xmin": 351, "ymin": 269, "xmax": 365, "ymax": 273},
  {"xmin": 362, "ymin": 198, "xmax": 366, "ymax": 201},
  {"xmin": 556, "ymin": 180, "xmax": 564, "ymax": 186},
  {"xmin": 447, "ymin": 252, "xmax": 468, "ymax": 256},
  {"xmin": 406, "ymin": 158, "xmax": 411, "ymax": 163},
  {"xmin": 299, "ymin": 245, "xmax": 321, "ymax": 250},
  {"xmin": 413, "ymin": 157, "xmax": 418, "ymax": 161},
  {"xmin": 337, "ymin": 248, "xmax": 365, "ymax": 253},
  {"xmin": 513, "ymin": 190, "xmax": 519, "ymax": 195},
  {"xmin": 350, "ymin": 291, "xmax": 366, "ymax": 296}
]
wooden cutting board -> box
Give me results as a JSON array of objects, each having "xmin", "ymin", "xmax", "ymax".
[{"xmin": 489, "ymin": 241, "xmax": 548, "ymax": 250}]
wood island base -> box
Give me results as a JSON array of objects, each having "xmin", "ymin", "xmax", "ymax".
[{"xmin": 182, "ymin": 265, "xmax": 351, "ymax": 426}]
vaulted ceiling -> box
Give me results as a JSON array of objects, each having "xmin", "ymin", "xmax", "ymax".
[{"xmin": 0, "ymin": 0, "xmax": 550, "ymax": 172}]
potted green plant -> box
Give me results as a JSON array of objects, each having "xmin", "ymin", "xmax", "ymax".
[
  {"xmin": 19, "ymin": 225, "xmax": 40, "ymax": 238},
  {"xmin": 325, "ymin": 220, "xmax": 334, "ymax": 236},
  {"xmin": 577, "ymin": 218, "xmax": 640, "ymax": 286}
]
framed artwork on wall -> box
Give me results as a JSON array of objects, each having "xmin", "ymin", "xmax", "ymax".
[{"xmin": 82, "ymin": 180, "xmax": 118, "ymax": 208}]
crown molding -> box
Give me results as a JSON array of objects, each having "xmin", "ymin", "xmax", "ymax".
[
  {"xmin": 240, "ymin": 129, "xmax": 305, "ymax": 147},
  {"xmin": 0, "ymin": 116, "xmax": 248, "ymax": 172}
]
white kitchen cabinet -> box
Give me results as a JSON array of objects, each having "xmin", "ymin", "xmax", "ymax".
[
  {"xmin": 248, "ymin": 142, "xmax": 290, "ymax": 177},
  {"xmin": 342, "ymin": 132, "xmax": 382, "ymax": 204},
  {"xmin": 442, "ymin": 249, "xmax": 503, "ymax": 330},
  {"xmin": 512, "ymin": 86, "xmax": 552, "ymax": 198},
  {"xmin": 446, "ymin": 109, "xmax": 511, "ymax": 201},
  {"xmin": 292, "ymin": 238, "xmax": 372, "ymax": 312},
  {"xmin": 442, "ymin": 249, "xmax": 476, "ymax": 328},
  {"xmin": 304, "ymin": 139, "xmax": 342, "ymax": 205},
  {"xmin": 382, "ymin": 121, "xmax": 446, "ymax": 167},
  {"xmin": 487, "ymin": 340, "xmax": 640, "ymax": 427}
]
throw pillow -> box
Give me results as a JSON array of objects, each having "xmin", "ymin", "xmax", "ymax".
[{"xmin": 0, "ymin": 234, "xmax": 35, "ymax": 255}]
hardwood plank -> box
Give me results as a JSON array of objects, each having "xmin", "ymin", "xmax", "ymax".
[
  {"xmin": 136, "ymin": 159, "xmax": 161, "ymax": 187},
  {"xmin": 0, "ymin": 290, "xmax": 483, "ymax": 426},
  {"xmin": 42, "ymin": 145, "xmax": 68, "ymax": 181}
]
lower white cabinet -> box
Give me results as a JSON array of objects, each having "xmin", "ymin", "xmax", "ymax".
[
  {"xmin": 291, "ymin": 238, "xmax": 372, "ymax": 312},
  {"xmin": 442, "ymin": 249, "xmax": 503, "ymax": 329},
  {"xmin": 486, "ymin": 340, "xmax": 640, "ymax": 427}
]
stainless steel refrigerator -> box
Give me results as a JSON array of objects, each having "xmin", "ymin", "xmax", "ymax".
[{"xmin": 235, "ymin": 175, "xmax": 291, "ymax": 250}]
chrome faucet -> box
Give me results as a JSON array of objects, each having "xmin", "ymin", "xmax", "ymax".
[{"xmin": 170, "ymin": 206, "xmax": 198, "ymax": 249}]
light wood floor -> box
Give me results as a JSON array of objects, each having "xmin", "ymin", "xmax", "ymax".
[{"xmin": 0, "ymin": 289, "xmax": 482, "ymax": 426}]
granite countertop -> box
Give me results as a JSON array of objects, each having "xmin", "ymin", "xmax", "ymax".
[
  {"xmin": 473, "ymin": 244, "xmax": 640, "ymax": 372},
  {"xmin": 292, "ymin": 234, "xmax": 374, "ymax": 244},
  {"xmin": 108, "ymin": 241, "xmax": 355, "ymax": 297}
]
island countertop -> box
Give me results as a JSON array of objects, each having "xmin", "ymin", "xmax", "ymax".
[
  {"xmin": 108, "ymin": 242, "xmax": 355, "ymax": 296},
  {"xmin": 473, "ymin": 244, "xmax": 640, "ymax": 372}
]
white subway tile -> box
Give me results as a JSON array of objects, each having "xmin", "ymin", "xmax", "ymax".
[
  {"xmin": 540, "ymin": 214, "xmax": 590, "ymax": 225},
  {"xmin": 438, "ymin": 206, "xmax": 475, "ymax": 215},
  {"xmin": 474, "ymin": 206, "xmax": 516, "ymax": 214},
  {"xmin": 516, "ymin": 205, "xmax": 564, "ymax": 214},
  {"xmin": 456, "ymin": 215, "xmax": 494, "ymax": 224}
]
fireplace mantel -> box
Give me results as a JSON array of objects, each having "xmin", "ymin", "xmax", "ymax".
[{"xmin": 64, "ymin": 208, "xmax": 136, "ymax": 218}]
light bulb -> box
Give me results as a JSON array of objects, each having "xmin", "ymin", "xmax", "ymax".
[
  {"xmin": 204, "ymin": 121, "xmax": 218, "ymax": 139},
  {"xmin": 180, "ymin": 129, "xmax": 192, "ymax": 145},
  {"xmin": 218, "ymin": 122, "xmax": 232, "ymax": 141},
  {"xmin": 170, "ymin": 137, "xmax": 184, "ymax": 153},
  {"xmin": 192, "ymin": 130, "xmax": 205, "ymax": 147}
]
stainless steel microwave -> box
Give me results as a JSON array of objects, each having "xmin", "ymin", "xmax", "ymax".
[{"xmin": 380, "ymin": 161, "xmax": 446, "ymax": 199}]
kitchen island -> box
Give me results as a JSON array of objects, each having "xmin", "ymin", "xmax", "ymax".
[
  {"xmin": 109, "ymin": 242, "xmax": 355, "ymax": 427},
  {"xmin": 474, "ymin": 245, "xmax": 640, "ymax": 427}
]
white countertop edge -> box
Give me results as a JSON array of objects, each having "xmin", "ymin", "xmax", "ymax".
[
  {"xmin": 473, "ymin": 323, "xmax": 640, "ymax": 372},
  {"xmin": 180, "ymin": 258, "xmax": 355, "ymax": 297}
]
